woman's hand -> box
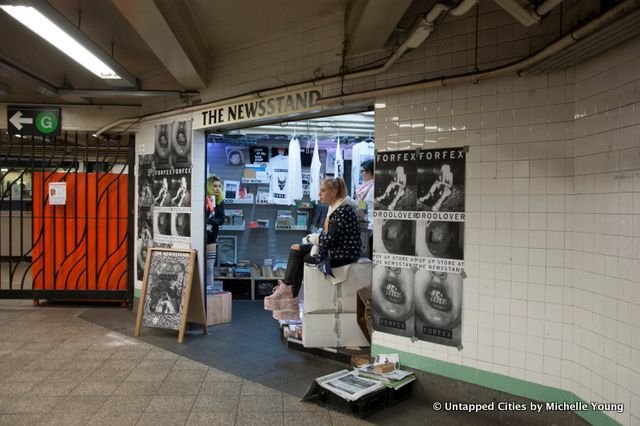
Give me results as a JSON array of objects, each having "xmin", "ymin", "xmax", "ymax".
[{"xmin": 290, "ymin": 244, "xmax": 301, "ymax": 251}]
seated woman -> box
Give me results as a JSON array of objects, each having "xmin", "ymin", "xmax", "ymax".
[{"xmin": 270, "ymin": 177, "xmax": 362, "ymax": 299}]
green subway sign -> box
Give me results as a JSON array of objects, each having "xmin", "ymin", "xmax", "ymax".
[{"xmin": 7, "ymin": 106, "xmax": 61, "ymax": 137}]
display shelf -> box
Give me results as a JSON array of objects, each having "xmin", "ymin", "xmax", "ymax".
[
  {"xmin": 241, "ymin": 178, "xmax": 270, "ymax": 184},
  {"xmin": 224, "ymin": 198, "xmax": 254, "ymax": 205},
  {"xmin": 275, "ymin": 225, "xmax": 307, "ymax": 231},
  {"xmin": 222, "ymin": 224, "xmax": 245, "ymax": 231}
]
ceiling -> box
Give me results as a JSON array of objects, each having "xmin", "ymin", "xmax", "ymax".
[
  {"xmin": 0, "ymin": 0, "xmax": 627, "ymax": 116},
  {"xmin": 0, "ymin": 0, "xmax": 393, "ymax": 108}
]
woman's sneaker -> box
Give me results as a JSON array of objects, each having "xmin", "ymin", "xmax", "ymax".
[{"xmin": 263, "ymin": 281, "xmax": 293, "ymax": 310}]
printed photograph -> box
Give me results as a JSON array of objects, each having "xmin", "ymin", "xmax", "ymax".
[
  {"xmin": 374, "ymin": 150, "xmax": 416, "ymax": 211},
  {"xmin": 173, "ymin": 213, "xmax": 190, "ymax": 237},
  {"xmin": 226, "ymin": 146, "xmax": 246, "ymax": 165},
  {"xmin": 171, "ymin": 120, "xmax": 192, "ymax": 168},
  {"xmin": 154, "ymin": 123, "xmax": 173, "ymax": 169},
  {"xmin": 373, "ymin": 218, "xmax": 415, "ymax": 256},
  {"xmin": 155, "ymin": 212, "xmax": 172, "ymax": 236},
  {"xmin": 417, "ymin": 148, "xmax": 465, "ymax": 212},
  {"xmin": 415, "ymin": 220, "xmax": 464, "ymax": 261},
  {"xmin": 137, "ymin": 155, "xmax": 155, "ymax": 207},
  {"xmin": 372, "ymin": 263, "xmax": 414, "ymax": 338},
  {"xmin": 169, "ymin": 173, "xmax": 191, "ymax": 207},
  {"xmin": 136, "ymin": 208, "xmax": 153, "ymax": 281},
  {"xmin": 414, "ymin": 269, "xmax": 463, "ymax": 346},
  {"xmin": 153, "ymin": 177, "xmax": 170, "ymax": 207},
  {"xmin": 224, "ymin": 180, "xmax": 239, "ymax": 200}
]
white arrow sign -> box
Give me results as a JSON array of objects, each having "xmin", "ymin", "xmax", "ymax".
[{"xmin": 9, "ymin": 110, "xmax": 33, "ymax": 130}]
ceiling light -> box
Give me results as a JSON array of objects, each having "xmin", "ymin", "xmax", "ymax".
[{"xmin": 1, "ymin": 5, "xmax": 120, "ymax": 79}]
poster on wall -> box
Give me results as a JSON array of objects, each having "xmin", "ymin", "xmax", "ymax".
[
  {"xmin": 172, "ymin": 120, "xmax": 192, "ymax": 168},
  {"xmin": 372, "ymin": 147, "xmax": 466, "ymax": 347},
  {"xmin": 138, "ymin": 119, "xmax": 193, "ymax": 257},
  {"xmin": 250, "ymin": 146, "xmax": 269, "ymax": 164}
]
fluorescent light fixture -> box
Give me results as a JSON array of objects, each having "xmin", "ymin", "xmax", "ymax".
[{"xmin": 1, "ymin": 5, "xmax": 120, "ymax": 79}]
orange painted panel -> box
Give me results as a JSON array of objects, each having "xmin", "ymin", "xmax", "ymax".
[{"xmin": 32, "ymin": 172, "xmax": 128, "ymax": 291}]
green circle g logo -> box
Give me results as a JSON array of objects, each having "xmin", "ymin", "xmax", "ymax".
[{"xmin": 35, "ymin": 112, "xmax": 58, "ymax": 134}]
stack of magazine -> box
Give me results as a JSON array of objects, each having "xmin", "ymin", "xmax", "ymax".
[
  {"xmin": 354, "ymin": 365, "xmax": 416, "ymax": 390},
  {"xmin": 315, "ymin": 365, "xmax": 416, "ymax": 402}
]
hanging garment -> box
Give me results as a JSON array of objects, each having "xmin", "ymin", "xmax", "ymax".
[
  {"xmin": 287, "ymin": 137, "xmax": 303, "ymax": 203},
  {"xmin": 309, "ymin": 138, "xmax": 321, "ymax": 202},
  {"xmin": 350, "ymin": 140, "xmax": 375, "ymax": 197},
  {"xmin": 267, "ymin": 154, "xmax": 290, "ymax": 205},
  {"xmin": 334, "ymin": 139, "xmax": 344, "ymax": 178}
]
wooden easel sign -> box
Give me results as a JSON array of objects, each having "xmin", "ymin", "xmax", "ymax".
[{"xmin": 134, "ymin": 248, "xmax": 207, "ymax": 343}]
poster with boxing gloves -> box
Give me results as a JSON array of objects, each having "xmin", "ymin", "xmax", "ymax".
[{"xmin": 372, "ymin": 147, "xmax": 466, "ymax": 347}]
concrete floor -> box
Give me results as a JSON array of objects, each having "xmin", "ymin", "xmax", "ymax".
[{"xmin": 0, "ymin": 299, "xmax": 493, "ymax": 425}]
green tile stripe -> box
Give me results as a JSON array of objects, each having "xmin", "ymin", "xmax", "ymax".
[{"xmin": 372, "ymin": 344, "xmax": 620, "ymax": 426}]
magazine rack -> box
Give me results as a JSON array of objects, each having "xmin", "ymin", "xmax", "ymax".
[{"xmin": 302, "ymin": 379, "xmax": 413, "ymax": 418}]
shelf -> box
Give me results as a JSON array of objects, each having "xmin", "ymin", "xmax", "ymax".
[
  {"xmin": 241, "ymin": 178, "xmax": 269, "ymax": 184},
  {"xmin": 275, "ymin": 225, "xmax": 307, "ymax": 231},
  {"xmin": 224, "ymin": 198, "xmax": 254, "ymax": 205},
  {"xmin": 222, "ymin": 224, "xmax": 245, "ymax": 231}
]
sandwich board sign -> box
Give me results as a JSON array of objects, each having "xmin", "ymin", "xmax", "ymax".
[{"xmin": 7, "ymin": 106, "xmax": 61, "ymax": 137}]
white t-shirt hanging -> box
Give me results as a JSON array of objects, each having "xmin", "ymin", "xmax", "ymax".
[
  {"xmin": 287, "ymin": 137, "xmax": 303, "ymax": 203},
  {"xmin": 309, "ymin": 139, "xmax": 321, "ymax": 202},
  {"xmin": 267, "ymin": 154, "xmax": 290, "ymax": 205},
  {"xmin": 350, "ymin": 140, "xmax": 375, "ymax": 197},
  {"xmin": 334, "ymin": 140, "xmax": 344, "ymax": 178}
]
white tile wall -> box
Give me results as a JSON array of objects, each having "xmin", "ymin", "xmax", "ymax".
[{"xmin": 372, "ymin": 35, "xmax": 640, "ymax": 426}]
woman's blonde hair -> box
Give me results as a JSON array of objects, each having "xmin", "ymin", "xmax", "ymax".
[
  {"xmin": 206, "ymin": 175, "xmax": 224, "ymax": 204},
  {"xmin": 321, "ymin": 177, "xmax": 347, "ymax": 199}
]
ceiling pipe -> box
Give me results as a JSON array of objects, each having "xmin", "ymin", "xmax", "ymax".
[
  {"xmin": 58, "ymin": 89, "xmax": 194, "ymax": 98},
  {"xmin": 318, "ymin": 0, "xmax": 639, "ymax": 105}
]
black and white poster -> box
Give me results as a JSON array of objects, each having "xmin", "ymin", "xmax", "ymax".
[
  {"xmin": 172, "ymin": 120, "xmax": 192, "ymax": 168},
  {"xmin": 141, "ymin": 250, "xmax": 191, "ymax": 330},
  {"xmin": 141, "ymin": 119, "xmax": 193, "ymax": 251},
  {"xmin": 138, "ymin": 154, "xmax": 155, "ymax": 207},
  {"xmin": 372, "ymin": 147, "xmax": 466, "ymax": 347},
  {"xmin": 250, "ymin": 146, "xmax": 269, "ymax": 164},
  {"xmin": 372, "ymin": 264, "xmax": 414, "ymax": 338},
  {"xmin": 374, "ymin": 150, "xmax": 417, "ymax": 212},
  {"xmin": 153, "ymin": 208, "xmax": 191, "ymax": 245},
  {"xmin": 154, "ymin": 123, "xmax": 172, "ymax": 169},
  {"xmin": 414, "ymin": 269, "xmax": 463, "ymax": 345}
]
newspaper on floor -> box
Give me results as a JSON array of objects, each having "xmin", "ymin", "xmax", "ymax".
[{"xmin": 316, "ymin": 369, "xmax": 384, "ymax": 401}]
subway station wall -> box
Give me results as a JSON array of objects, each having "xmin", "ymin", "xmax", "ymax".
[{"xmin": 372, "ymin": 36, "xmax": 640, "ymax": 425}]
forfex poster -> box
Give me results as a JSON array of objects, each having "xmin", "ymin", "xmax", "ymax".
[{"xmin": 372, "ymin": 147, "xmax": 466, "ymax": 347}]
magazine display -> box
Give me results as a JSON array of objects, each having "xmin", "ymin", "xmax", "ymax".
[{"xmin": 316, "ymin": 370, "xmax": 384, "ymax": 401}]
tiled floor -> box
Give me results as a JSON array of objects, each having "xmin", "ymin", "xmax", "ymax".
[{"xmin": 0, "ymin": 299, "xmax": 491, "ymax": 425}]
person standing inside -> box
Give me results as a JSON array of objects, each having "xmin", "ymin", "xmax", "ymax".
[{"xmin": 206, "ymin": 175, "xmax": 225, "ymax": 244}]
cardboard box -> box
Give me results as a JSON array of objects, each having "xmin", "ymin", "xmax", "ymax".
[
  {"xmin": 206, "ymin": 291, "xmax": 232, "ymax": 326},
  {"xmin": 302, "ymin": 312, "xmax": 370, "ymax": 348},
  {"xmin": 303, "ymin": 260, "xmax": 372, "ymax": 314}
]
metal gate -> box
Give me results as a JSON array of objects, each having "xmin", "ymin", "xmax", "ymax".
[{"xmin": 0, "ymin": 131, "xmax": 134, "ymax": 304}]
